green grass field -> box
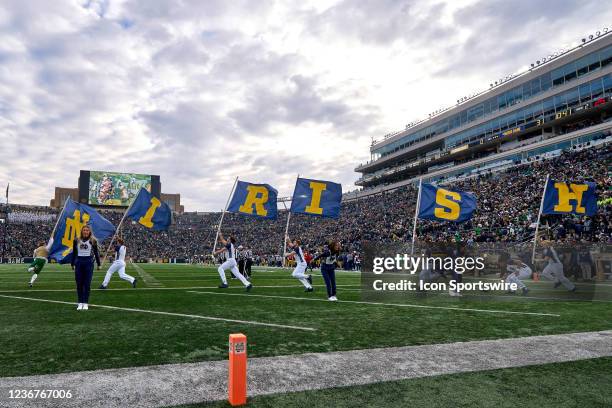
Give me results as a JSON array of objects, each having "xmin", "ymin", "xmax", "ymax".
[
  {"xmin": 1, "ymin": 262, "xmax": 611, "ymax": 406},
  {"xmin": 181, "ymin": 357, "xmax": 612, "ymax": 408}
]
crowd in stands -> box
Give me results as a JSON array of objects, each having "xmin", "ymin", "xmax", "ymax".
[
  {"xmin": 1, "ymin": 143, "xmax": 610, "ymax": 261},
  {"xmin": 558, "ymin": 117, "xmax": 605, "ymax": 135},
  {"xmin": 7, "ymin": 209, "xmax": 56, "ymax": 224}
]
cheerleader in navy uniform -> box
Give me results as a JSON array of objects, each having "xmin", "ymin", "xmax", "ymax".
[
  {"xmin": 312, "ymin": 240, "xmax": 341, "ymax": 301},
  {"xmin": 71, "ymin": 225, "xmax": 101, "ymax": 310}
]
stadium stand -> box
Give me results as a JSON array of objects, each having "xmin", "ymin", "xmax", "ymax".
[{"xmin": 1, "ymin": 141, "xmax": 610, "ymax": 263}]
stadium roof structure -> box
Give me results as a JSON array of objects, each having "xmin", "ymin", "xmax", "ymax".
[{"xmin": 354, "ymin": 30, "xmax": 612, "ymax": 196}]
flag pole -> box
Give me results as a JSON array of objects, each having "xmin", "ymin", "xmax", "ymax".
[
  {"xmin": 51, "ymin": 196, "xmax": 70, "ymax": 239},
  {"xmin": 411, "ymin": 178, "xmax": 423, "ymax": 255},
  {"xmin": 102, "ymin": 189, "xmax": 140, "ymax": 265},
  {"xmin": 282, "ymin": 202, "xmax": 291, "ymax": 267},
  {"xmin": 281, "ymin": 201, "xmax": 289, "ymax": 258},
  {"xmin": 212, "ymin": 176, "xmax": 238, "ymax": 256},
  {"xmin": 283, "ymin": 174, "xmax": 299, "ymax": 267},
  {"xmin": 531, "ymin": 174, "xmax": 550, "ymax": 264}
]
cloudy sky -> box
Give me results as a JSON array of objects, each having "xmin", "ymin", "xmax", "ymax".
[{"xmin": 1, "ymin": 0, "xmax": 610, "ymax": 211}]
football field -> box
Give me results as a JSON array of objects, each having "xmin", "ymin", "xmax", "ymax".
[{"xmin": 1, "ymin": 262, "xmax": 612, "ymax": 407}]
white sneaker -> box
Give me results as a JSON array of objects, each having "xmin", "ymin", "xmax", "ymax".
[
  {"xmin": 77, "ymin": 303, "xmax": 83, "ymax": 310},
  {"xmin": 328, "ymin": 296, "xmax": 338, "ymax": 301},
  {"xmin": 82, "ymin": 304, "xmax": 89, "ymax": 310}
]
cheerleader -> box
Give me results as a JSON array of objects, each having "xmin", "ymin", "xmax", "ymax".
[
  {"xmin": 286, "ymin": 237, "xmax": 313, "ymax": 292},
  {"xmin": 312, "ymin": 240, "xmax": 341, "ymax": 301},
  {"xmin": 99, "ymin": 237, "xmax": 137, "ymax": 289},
  {"xmin": 504, "ymin": 257, "xmax": 531, "ymax": 295},
  {"xmin": 214, "ymin": 233, "xmax": 252, "ymax": 291},
  {"xmin": 70, "ymin": 225, "xmax": 101, "ymax": 310},
  {"xmin": 540, "ymin": 242, "xmax": 576, "ymax": 292}
]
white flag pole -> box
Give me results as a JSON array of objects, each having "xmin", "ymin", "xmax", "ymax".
[
  {"xmin": 411, "ymin": 178, "xmax": 423, "ymax": 255},
  {"xmin": 283, "ymin": 174, "xmax": 299, "ymax": 267},
  {"xmin": 50, "ymin": 196, "xmax": 71, "ymax": 240},
  {"xmin": 531, "ymin": 174, "xmax": 550, "ymax": 264},
  {"xmin": 283, "ymin": 207, "xmax": 292, "ymax": 267},
  {"xmin": 212, "ymin": 176, "xmax": 239, "ymax": 257},
  {"xmin": 102, "ymin": 189, "xmax": 141, "ymax": 265},
  {"xmin": 281, "ymin": 201, "xmax": 290, "ymax": 266}
]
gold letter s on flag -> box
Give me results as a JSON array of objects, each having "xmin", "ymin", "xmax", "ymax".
[{"xmin": 434, "ymin": 188, "xmax": 461, "ymax": 221}]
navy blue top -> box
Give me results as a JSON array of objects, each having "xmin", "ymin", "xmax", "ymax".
[
  {"xmin": 225, "ymin": 242, "xmax": 235, "ymax": 259},
  {"xmin": 71, "ymin": 239, "xmax": 101, "ymax": 267}
]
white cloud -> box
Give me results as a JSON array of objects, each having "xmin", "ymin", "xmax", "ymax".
[{"xmin": 0, "ymin": 0, "xmax": 610, "ymax": 210}]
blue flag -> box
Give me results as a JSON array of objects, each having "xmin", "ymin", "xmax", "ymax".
[
  {"xmin": 290, "ymin": 177, "xmax": 342, "ymax": 218},
  {"xmin": 227, "ymin": 181, "xmax": 278, "ymax": 219},
  {"xmin": 418, "ymin": 183, "xmax": 477, "ymax": 223},
  {"xmin": 125, "ymin": 188, "xmax": 172, "ymax": 230},
  {"xmin": 542, "ymin": 179, "xmax": 597, "ymax": 216},
  {"xmin": 49, "ymin": 198, "xmax": 115, "ymax": 263}
]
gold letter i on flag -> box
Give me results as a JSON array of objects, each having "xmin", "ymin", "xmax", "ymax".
[
  {"xmin": 305, "ymin": 181, "xmax": 326, "ymax": 215},
  {"xmin": 139, "ymin": 197, "xmax": 162, "ymax": 228}
]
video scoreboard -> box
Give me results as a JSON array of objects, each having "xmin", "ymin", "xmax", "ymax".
[{"xmin": 78, "ymin": 170, "xmax": 161, "ymax": 207}]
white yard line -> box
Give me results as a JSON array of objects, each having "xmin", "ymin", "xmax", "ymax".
[
  {"xmin": 361, "ymin": 272, "xmax": 612, "ymax": 286},
  {"xmin": 151, "ymin": 277, "xmax": 358, "ymax": 281},
  {"xmin": 0, "ymin": 280, "xmax": 78, "ymax": 284},
  {"xmin": 1, "ymin": 330, "xmax": 610, "ymax": 408},
  {"xmin": 1, "ymin": 273, "xmax": 358, "ymax": 279},
  {"xmin": 0, "ymin": 284, "xmax": 362, "ymax": 293},
  {"xmin": 0, "ymin": 294, "xmax": 316, "ymax": 331},
  {"xmin": 187, "ymin": 291, "xmax": 561, "ymax": 317},
  {"xmin": 130, "ymin": 263, "xmax": 164, "ymax": 287},
  {"xmin": 425, "ymin": 291, "xmax": 612, "ymax": 303}
]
